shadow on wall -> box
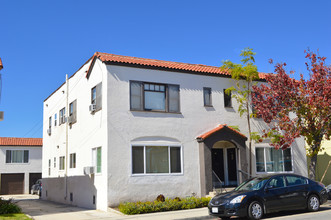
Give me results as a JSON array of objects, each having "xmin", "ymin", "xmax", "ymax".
[
  {"xmin": 308, "ymin": 152, "xmax": 331, "ymax": 185},
  {"xmin": 42, "ymin": 175, "xmax": 97, "ymax": 210}
]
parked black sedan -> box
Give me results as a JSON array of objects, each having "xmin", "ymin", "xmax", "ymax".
[{"xmin": 208, "ymin": 174, "xmax": 328, "ymax": 220}]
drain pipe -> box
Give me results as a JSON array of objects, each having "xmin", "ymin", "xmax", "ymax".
[{"xmin": 64, "ymin": 74, "xmax": 69, "ymax": 200}]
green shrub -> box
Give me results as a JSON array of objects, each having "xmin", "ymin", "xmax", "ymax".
[
  {"xmin": 0, "ymin": 198, "xmax": 22, "ymax": 214},
  {"xmin": 118, "ymin": 196, "xmax": 211, "ymax": 215},
  {"xmin": 156, "ymin": 194, "xmax": 165, "ymax": 202}
]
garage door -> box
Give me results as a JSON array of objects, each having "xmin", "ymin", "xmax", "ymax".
[
  {"xmin": 1, "ymin": 173, "xmax": 24, "ymax": 195},
  {"xmin": 29, "ymin": 173, "xmax": 41, "ymax": 192}
]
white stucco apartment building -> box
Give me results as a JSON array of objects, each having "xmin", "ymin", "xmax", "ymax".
[
  {"xmin": 0, "ymin": 137, "xmax": 42, "ymax": 195},
  {"xmin": 42, "ymin": 52, "xmax": 307, "ymax": 211}
]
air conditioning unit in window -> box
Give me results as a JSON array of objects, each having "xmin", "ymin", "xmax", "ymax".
[
  {"xmin": 89, "ymin": 104, "xmax": 96, "ymax": 113},
  {"xmin": 84, "ymin": 166, "xmax": 95, "ymax": 175},
  {"xmin": 47, "ymin": 128, "xmax": 51, "ymax": 135},
  {"xmin": 67, "ymin": 116, "xmax": 73, "ymax": 124}
]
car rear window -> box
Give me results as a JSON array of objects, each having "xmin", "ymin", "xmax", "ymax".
[{"xmin": 286, "ymin": 176, "xmax": 307, "ymax": 186}]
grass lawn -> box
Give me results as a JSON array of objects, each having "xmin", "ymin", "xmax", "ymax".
[{"xmin": 0, "ymin": 213, "xmax": 32, "ymax": 220}]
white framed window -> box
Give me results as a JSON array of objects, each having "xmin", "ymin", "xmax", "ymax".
[
  {"xmin": 132, "ymin": 145, "xmax": 182, "ymax": 175},
  {"xmin": 203, "ymin": 87, "xmax": 212, "ymax": 106},
  {"xmin": 92, "ymin": 147, "xmax": 101, "ymax": 173},
  {"xmin": 59, "ymin": 156, "xmax": 65, "ymax": 170},
  {"xmin": 224, "ymin": 89, "xmax": 232, "ymax": 108},
  {"xmin": 91, "ymin": 83, "xmax": 102, "ymax": 111},
  {"xmin": 255, "ymin": 147, "xmax": 292, "ymax": 173},
  {"xmin": 49, "ymin": 116, "xmax": 52, "ymax": 129},
  {"xmin": 54, "ymin": 113, "xmax": 57, "ymax": 126},
  {"xmin": 6, "ymin": 150, "xmax": 29, "ymax": 163},
  {"xmin": 59, "ymin": 107, "xmax": 66, "ymax": 125},
  {"xmin": 48, "ymin": 159, "xmax": 51, "ymax": 176},
  {"xmin": 130, "ymin": 81, "xmax": 180, "ymax": 113},
  {"xmin": 70, "ymin": 153, "xmax": 76, "ymax": 168},
  {"xmin": 54, "ymin": 157, "xmax": 56, "ymax": 168}
]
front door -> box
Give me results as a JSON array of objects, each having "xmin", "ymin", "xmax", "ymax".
[
  {"xmin": 227, "ymin": 148, "xmax": 237, "ymax": 186},
  {"xmin": 212, "ymin": 147, "xmax": 237, "ymax": 187},
  {"xmin": 212, "ymin": 149, "xmax": 224, "ymax": 187}
]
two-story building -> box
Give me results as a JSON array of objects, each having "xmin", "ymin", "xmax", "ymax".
[
  {"xmin": 0, "ymin": 137, "xmax": 42, "ymax": 195},
  {"xmin": 42, "ymin": 52, "xmax": 307, "ymax": 211}
]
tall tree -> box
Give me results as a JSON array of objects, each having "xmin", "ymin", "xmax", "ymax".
[
  {"xmin": 220, "ymin": 48, "xmax": 260, "ymax": 176},
  {"xmin": 252, "ymin": 50, "xmax": 331, "ymax": 180}
]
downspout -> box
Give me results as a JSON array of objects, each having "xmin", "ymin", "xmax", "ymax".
[{"xmin": 65, "ymin": 74, "xmax": 69, "ymax": 200}]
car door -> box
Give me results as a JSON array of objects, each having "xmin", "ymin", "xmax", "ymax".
[
  {"xmin": 264, "ymin": 175, "xmax": 287, "ymax": 212},
  {"xmin": 283, "ymin": 175, "xmax": 308, "ymax": 209}
]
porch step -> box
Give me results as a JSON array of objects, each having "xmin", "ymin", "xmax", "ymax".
[{"xmin": 207, "ymin": 187, "xmax": 235, "ymax": 198}]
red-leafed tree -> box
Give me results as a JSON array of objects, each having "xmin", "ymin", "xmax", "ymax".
[{"xmin": 252, "ymin": 50, "xmax": 331, "ymax": 180}]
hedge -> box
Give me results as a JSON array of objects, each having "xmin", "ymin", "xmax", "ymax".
[{"xmin": 118, "ymin": 197, "xmax": 211, "ymax": 215}]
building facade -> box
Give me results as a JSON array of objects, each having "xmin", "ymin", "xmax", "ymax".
[
  {"xmin": 0, "ymin": 137, "xmax": 42, "ymax": 195},
  {"xmin": 42, "ymin": 52, "xmax": 307, "ymax": 211}
]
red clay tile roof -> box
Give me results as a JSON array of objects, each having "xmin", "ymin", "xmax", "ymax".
[
  {"xmin": 86, "ymin": 52, "xmax": 267, "ymax": 79},
  {"xmin": 0, "ymin": 58, "xmax": 3, "ymax": 70},
  {"xmin": 0, "ymin": 137, "xmax": 43, "ymax": 146},
  {"xmin": 197, "ymin": 124, "xmax": 247, "ymax": 141}
]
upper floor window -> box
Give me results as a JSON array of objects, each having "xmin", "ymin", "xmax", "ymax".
[
  {"xmin": 203, "ymin": 87, "xmax": 212, "ymax": 107},
  {"xmin": 49, "ymin": 116, "xmax": 52, "ymax": 128},
  {"xmin": 54, "ymin": 113, "xmax": 57, "ymax": 126},
  {"xmin": 256, "ymin": 147, "xmax": 292, "ymax": 173},
  {"xmin": 69, "ymin": 100, "xmax": 77, "ymax": 124},
  {"xmin": 6, "ymin": 150, "xmax": 29, "ymax": 163},
  {"xmin": 224, "ymin": 89, "xmax": 232, "ymax": 108},
  {"xmin": 59, "ymin": 107, "xmax": 66, "ymax": 125},
  {"xmin": 91, "ymin": 83, "xmax": 102, "ymax": 111},
  {"xmin": 130, "ymin": 81, "xmax": 180, "ymax": 113}
]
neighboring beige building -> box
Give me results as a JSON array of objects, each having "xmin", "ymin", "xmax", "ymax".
[{"xmin": 310, "ymin": 139, "xmax": 331, "ymax": 185}]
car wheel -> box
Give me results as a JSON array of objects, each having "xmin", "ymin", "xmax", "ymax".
[
  {"xmin": 248, "ymin": 201, "xmax": 263, "ymax": 220},
  {"xmin": 308, "ymin": 194, "xmax": 320, "ymax": 211}
]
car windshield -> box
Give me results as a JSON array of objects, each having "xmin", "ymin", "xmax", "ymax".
[{"xmin": 235, "ymin": 177, "xmax": 269, "ymax": 191}]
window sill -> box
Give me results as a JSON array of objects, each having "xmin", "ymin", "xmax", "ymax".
[
  {"xmin": 224, "ymin": 106, "xmax": 233, "ymax": 109},
  {"xmin": 130, "ymin": 110, "xmax": 182, "ymax": 114},
  {"xmin": 131, "ymin": 173, "xmax": 184, "ymax": 177},
  {"xmin": 204, "ymin": 105, "xmax": 213, "ymax": 107}
]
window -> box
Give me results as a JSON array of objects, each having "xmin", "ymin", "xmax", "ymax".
[
  {"xmin": 54, "ymin": 114, "xmax": 57, "ymax": 126},
  {"xmin": 59, "ymin": 107, "xmax": 66, "ymax": 125},
  {"xmin": 59, "ymin": 156, "xmax": 65, "ymax": 170},
  {"xmin": 49, "ymin": 116, "xmax": 52, "ymax": 129},
  {"xmin": 48, "ymin": 159, "xmax": 51, "ymax": 176},
  {"xmin": 70, "ymin": 153, "xmax": 76, "ymax": 168},
  {"xmin": 203, "ymin": 87, "xmax": 212, "ymax": 106},
  {"xmin": 54, "ymin": 157, "xmax": 56, "ymax": 168},
  {"xmin": 69, "ymin": 100, "xmax": 77, "ymax": 124},
  {"xmin": 92, "ymin": 147, "xmax": 101, "ymax": 173},
  {"xmin": 255, "ymin": 147, "xmax": 292, "ymax": 173},
  {"xmin": 6, "ymin": 150, "xmax": 29, "ymax": 163},
  {"xmin": 285, "ymin": 175, "xmax": 308, "ymax": 186},
  {"xmin": 130, "ymin": 81, "xmax": 180, "ymax": 113},
  {"xmin": 132, "ymin": 145, "xmax": 182, "ymax": 174},
  {"xmin": 91, "ymin": 83, "xmax": 102, "ymax": 111},
  {"xmin": 224, "ymin": 89, "xmax": 232, "ymax": 107},
  {"xmin": 267, "ymin": 176, "xmax": 285, "ymax": 188}
]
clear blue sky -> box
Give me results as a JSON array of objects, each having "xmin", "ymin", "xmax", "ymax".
[{"xmin": 1, "ymin": 0, "xmax": 330, "ymax": 138}]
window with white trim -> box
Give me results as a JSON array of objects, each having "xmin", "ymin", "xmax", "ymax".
[
  {"xmin": 59, "ymin": 107, "xmax": 66, "ymax": 125},
  {"xmin": 59, "ymin": 156, "xmax": 65, "ymax": 170},
  {"xmin": 70, "ymin": 153, "xmax": 76, "ymax": 168},
  {"xmin": 203, "ymin": 87, "xmax": 212, "ymax": 106},
  {"xmin": 255, "ymin": 147, "xmax": 292, "ymax": 173},
  {"xmin": 6, "ymin": 150, "xmax": 29, "ymax": 163},
  {"xmin": 92, "ymin": 147, "xmax": 101, "ymax": 173},
  {"xmin": 132, "ymin": 145, "xmax": 182, "ymax": 174},
  {"xmin": 130, "ymin": 81, "xmax": 180, "ymax": 113}
]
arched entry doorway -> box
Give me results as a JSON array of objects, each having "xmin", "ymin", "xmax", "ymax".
[
  {"xmin": 212, "ymin": 141, "xmax": 237, "ymax": 187},
  {"xmin": 197, "ymin": 124, "xmax": 248, "ymax": 196}
]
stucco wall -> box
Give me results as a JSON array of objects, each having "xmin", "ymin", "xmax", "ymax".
[
  {"xmin": 0, "ymin": 146, "xmax": 42, "ymax": 193},
  {"xmin": 42, "ymin": 59, "xmax": 109, "ymax": 210},
  {"xmin": 105, "ymin": 64, "xmax": 307, "ymax": 206}
]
